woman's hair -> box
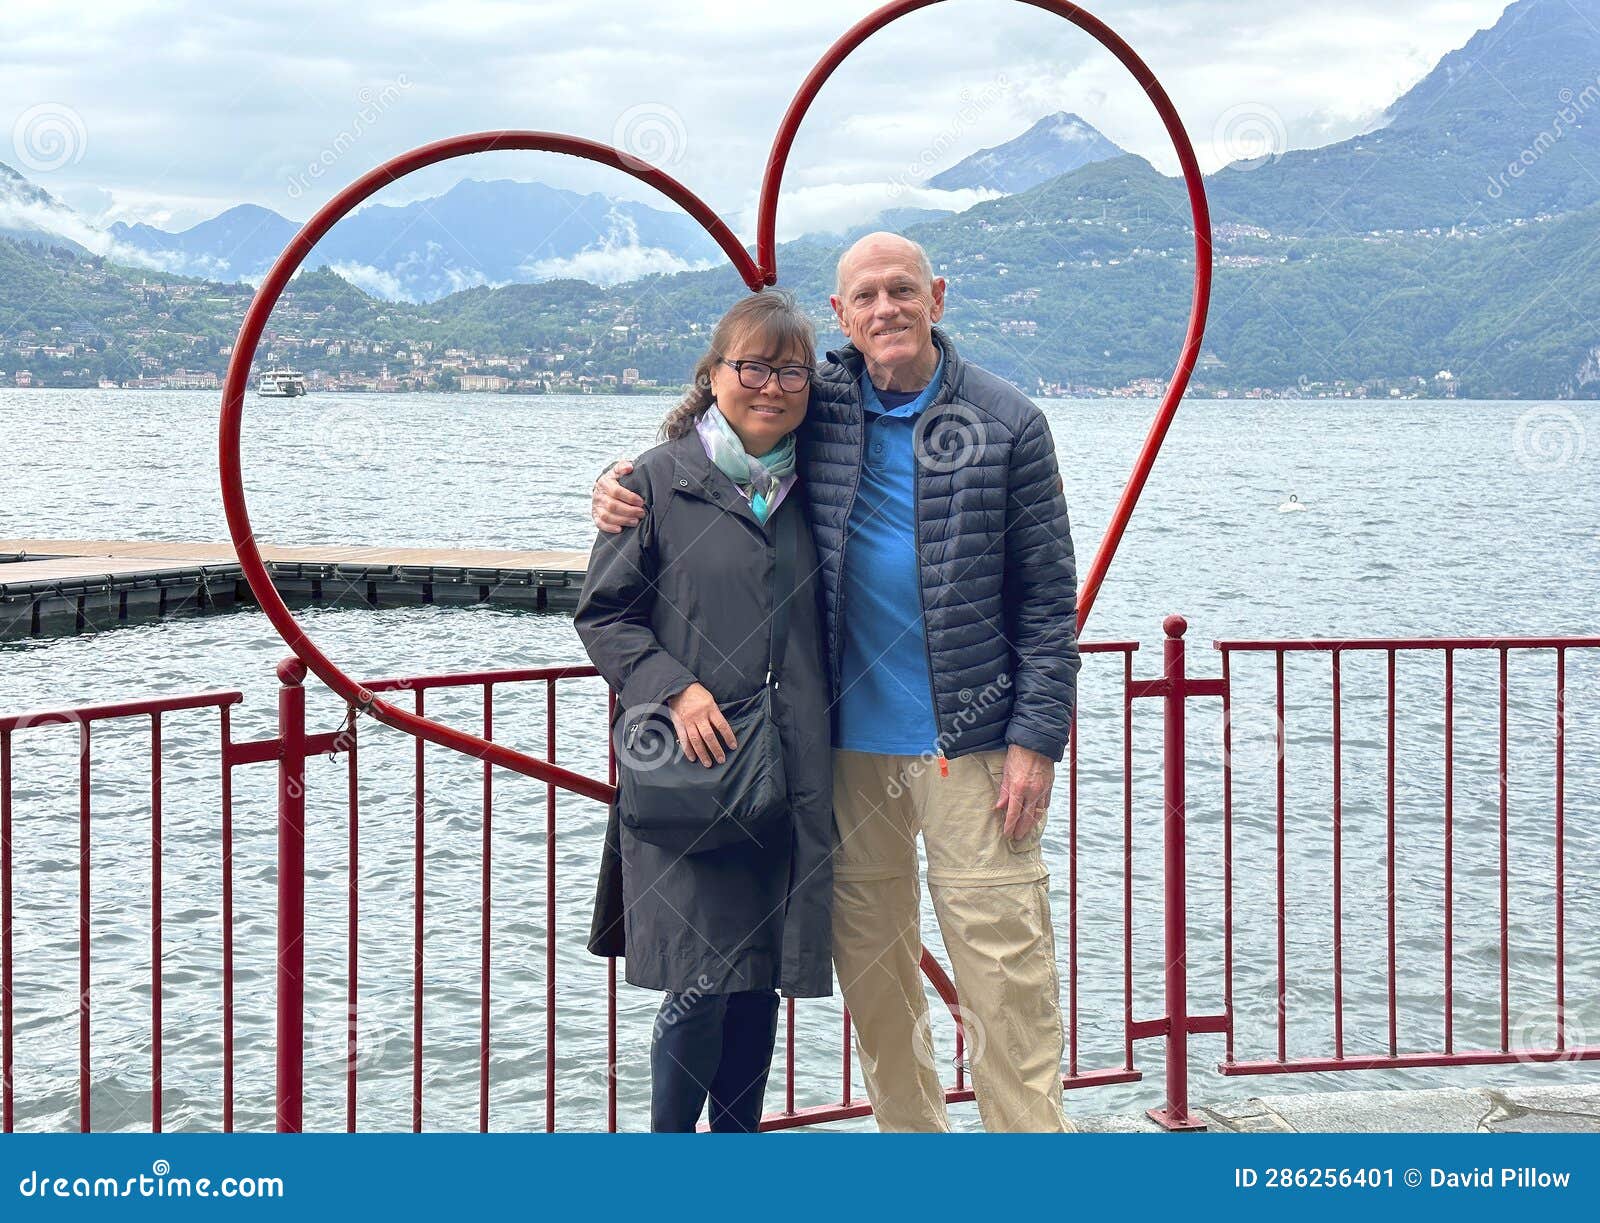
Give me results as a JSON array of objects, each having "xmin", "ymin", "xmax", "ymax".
[{"xmin": 659, "ymin": 288, "xmax": 817, "ymax": 440}]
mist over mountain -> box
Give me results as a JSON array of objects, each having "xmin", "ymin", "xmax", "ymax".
[
  {"xmin": 102, "ymin": 178, "xmax": 727, "ymax": 301},
  {"xmin": 3, "ymin": 108, "xmax": 1131, "ymax": 303}
]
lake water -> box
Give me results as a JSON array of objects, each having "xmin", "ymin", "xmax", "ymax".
[{"xmin": 1, "ymin": 387, "xmax": 1598, "ymax": 1132}]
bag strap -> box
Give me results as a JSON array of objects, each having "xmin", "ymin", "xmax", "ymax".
[{"xmin": 767, "ymin": 501, "xmax": 798, "ymax": 688}]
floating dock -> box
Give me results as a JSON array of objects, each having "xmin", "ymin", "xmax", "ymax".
[{"xmin": 0, "ymin": 537, "xmax": 591, "ymax": 641}]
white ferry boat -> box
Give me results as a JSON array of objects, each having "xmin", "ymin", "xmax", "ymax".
[{"xmin": 257, "ymin": 367, "xmax": 308, "ymax": 397}]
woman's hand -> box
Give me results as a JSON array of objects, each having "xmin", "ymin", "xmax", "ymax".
[{"xmin": 668, "ymin": 682, "xmax": 737, "ymax": 766}]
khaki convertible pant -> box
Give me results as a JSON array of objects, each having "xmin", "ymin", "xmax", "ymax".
[{"xmin": 831, "ymin": 748, "xmax": 1073, "ymax": 1133}]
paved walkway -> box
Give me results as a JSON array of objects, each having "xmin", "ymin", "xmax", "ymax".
[{"xmin": 1079, "ymin": 1082, "xmax": 1600, "ymax": 1132}]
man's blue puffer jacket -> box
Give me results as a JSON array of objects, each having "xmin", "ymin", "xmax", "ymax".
[{"xmin": 798, "ymin": 324, "xmax": 1082, "ymax": 763}]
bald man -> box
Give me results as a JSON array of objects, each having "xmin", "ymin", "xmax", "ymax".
[{"xmin": 592, "ymin": 233, "xmax": 1082, "ymax": 1132}]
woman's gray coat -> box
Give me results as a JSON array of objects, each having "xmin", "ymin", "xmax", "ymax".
[{"xmin": 573, "ymin": 429, "xmax": 834, "ymax": 998}]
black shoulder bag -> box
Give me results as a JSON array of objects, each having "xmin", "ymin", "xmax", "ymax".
[{"xmin": 616, "ymin": 504, "xmax": 795, "ymax": 855}]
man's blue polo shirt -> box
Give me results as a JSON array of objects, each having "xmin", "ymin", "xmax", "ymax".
[{"xmin": 834, "ymin": 353, "xmax": 945, "ymax": 755}]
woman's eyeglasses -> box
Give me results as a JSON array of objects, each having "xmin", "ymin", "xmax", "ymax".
[{"xmin": 721, "ymin": 358, "xmax": 812, "ymax": 393}]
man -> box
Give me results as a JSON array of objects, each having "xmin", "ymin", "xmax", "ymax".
[{"xmin": 592, "ymin": 232, "xmax": 1081, "ymax": 1132}]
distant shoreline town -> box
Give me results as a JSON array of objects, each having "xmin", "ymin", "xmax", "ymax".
[
  {"xmin": 0, "ymin": 362, "xmax": 1462, "ymax": 401},
  {"xmin": 0, "ymin": 276, "xmax": 1462, "ymax": 403}
]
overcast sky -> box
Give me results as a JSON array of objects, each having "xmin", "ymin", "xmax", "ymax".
[{"xmin": 4, "ymin": 0, "xmax": 1514, "ymax": 239}]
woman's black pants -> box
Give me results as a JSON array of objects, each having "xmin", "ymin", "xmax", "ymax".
[{"xmin": 650, "ymin": 987, "xmax": 780, "ymax": 1132}]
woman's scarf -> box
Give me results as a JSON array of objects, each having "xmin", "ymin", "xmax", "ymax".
[{"xmin": 697, "ymin": 401, "xmax": 796, "ymax": 523}]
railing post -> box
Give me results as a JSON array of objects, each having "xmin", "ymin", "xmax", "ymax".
[
  {"xmin": 1146, "ymin": 614, "xmax": 1208, "ymax": 1131},
  {"xmin": 276, "ymin": 657, "xmax": 308, "ymax": 1133}
]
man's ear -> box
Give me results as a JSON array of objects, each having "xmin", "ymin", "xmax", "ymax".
[
  {"xmin": 929, "ymin": 276, "xmax": 947, "ymax": 324},
  {"xmin": 829, "ymin": 294, "xmax": 848, "ymax": 334}
]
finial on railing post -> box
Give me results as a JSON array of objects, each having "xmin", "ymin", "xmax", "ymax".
[{"xmin": 275, "ymin": 655, "xmax": 307, "ymax": 1132}]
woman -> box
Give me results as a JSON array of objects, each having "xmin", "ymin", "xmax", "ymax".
[{"xmin": 574, "ymin": 290, "xmax": 833, "ymax": 1133}]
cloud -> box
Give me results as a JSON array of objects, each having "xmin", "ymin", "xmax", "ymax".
[
  {"xmin": 326, "ymin": 260, "xmax": 407, "ymax": 299},
  {"xmin": 0, "ymin": 195, "xmax": 189, "ymax": 271},
  {"xmin": 437, "ymin": 265, "xmax": 495, "ymax": 295},
  {"xmin": 381, "ymin": 241, "xmax": 503, "ymax": 300},
  {"xmin": 50, "ymin": 182, "xmax": 246, "ymax": 232},
  {"xmin": 522, "ymin": 241, "xmax": 711, "ymax": 285},
  {"xmin": 519, "ymin": 206, "xmax": 713, "ymax": 286},
  {"xmin": 5, "ymin": 1, "xmax": 1514, "ymax": 230},
  {"xmin": 733, "ymin": 183, "xmax": 1004, "ymax": 244}
]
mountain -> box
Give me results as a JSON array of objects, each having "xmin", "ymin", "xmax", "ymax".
[
  {"xmin": 104, "ymin": 177, "xmax": 728, "ymax": 302},
  {"xmin": 108, "ymin": 203, "xmax": 299, "ymax": 280},
  {"xmin": 928, "ymin": 112, "xmax": 1126, "ymax": 193},
  {"xmin": 0, "ymin": 161, "xmax": 89, "ymax": 255},
  {"xmin": 314, "ymin": 176, "xmax": 726, "ymax": 300},
  {"xmin": 10, "ymin": 156, "xmax": 1600, "ymax": 400},
  {"xmin": 1209, "ymin": 0, "xmax": 1600, "ymax": 233},
  {"xmin": 7, "ymin": 109, "xmax": 1125, "ymax": 303},
  {"xmin": 788, "ymin": 115, "xmax": 1126, "ymax": 246}
]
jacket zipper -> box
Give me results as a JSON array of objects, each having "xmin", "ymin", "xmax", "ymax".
[
  {"xmin": 834, "ymin": 393, "xmax": 866, "ymax": 699},
  {"xmin": 633, "ymin": 451, "xmax": 767, "ymax": 731},
  {"xmin": 909, "ymin": 409, "xmax": 947, "ymax": 777}
]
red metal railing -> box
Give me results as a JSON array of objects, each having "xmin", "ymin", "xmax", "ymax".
[
  {"xmin": 0, "ymin": 689, "xmax": 244, "ymax": 1133},
  {"xmin": 1209, "ymin": 627, "xmax": 1600, "ymax": 1077},
  {"xmin": 2, "ymin": 616, "xmax": 1596, "ymax": 1133},
  {"xmin": 275, "ymin": 644, "xmax": 1151, "ymax": 1134}
]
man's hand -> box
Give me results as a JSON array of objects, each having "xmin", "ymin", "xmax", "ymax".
[
  {"xmin": 994, "ymin": 744, "xmax": 1054, "ymax": 840},
  {"xmin": 592, "ymin": 457, "xmax": 646, "ymax": 533},
  {"xmin": 667, "ymin": 682, "xmax": 737, "ymax": 767}
]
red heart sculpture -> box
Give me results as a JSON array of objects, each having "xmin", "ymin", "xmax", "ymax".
[{"xmin": 218, "ymin": 0, "xmax": 1212, "ymax": 788}]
